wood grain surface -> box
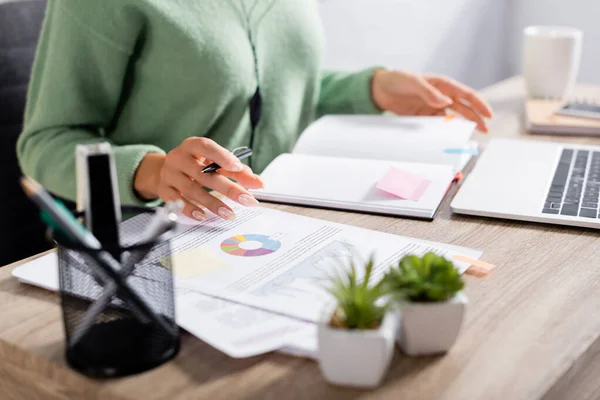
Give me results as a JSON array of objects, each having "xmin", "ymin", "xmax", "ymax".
[{"xmin": 2, "ymin": 77, "xmax": 600, "ymax": 400}]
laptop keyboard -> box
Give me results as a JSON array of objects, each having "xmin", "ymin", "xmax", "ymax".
[{"xmin": 542, "ymin": 149, "xmax": 600, "ymax": 218}]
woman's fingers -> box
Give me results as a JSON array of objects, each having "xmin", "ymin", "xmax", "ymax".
[
  {"xmin": 410, "ymin": 75, "xmax": 453, "ymax": 108},
  {"xmin": 164, "ymin": 170, "xmax": 237, "ymax": 220},
  {"xmin": 158, "ymin": 138, "xmax": 264, "ymax": 221},
  {"xmin": 182, "ymin": 137, "xmax": 244, "ymax": 172},
  {"xmin": 428, "ymin": 76, "xmax": 493, "ymax": 118},
  {"xmin": 175, "ymin": 145, "xmax": 262, "ymax": 189},
  {"xmin": 201, "ymin": 172, "xmax": 259, "ymax": 208},
  {"xmin": 157, "ymin": 185, "xmax": 207, "ymax": 221},
  {"xmin": 181, "ymin": 201, "xmax": 208, "ymax": 222},
  {"xmin": 219, "ymin": 165, "xmax": 264, "ymax": 189},
  {"xmin": 448, "ymin": 100, "xmax": 488, "ymax": 133},
  {"xmin": 176, "ymin": 156, "xmax": 260, "ymax": 206},
  {"xmin": 447, "ymin": 81, "xmax": 493, "ymax": 118}
]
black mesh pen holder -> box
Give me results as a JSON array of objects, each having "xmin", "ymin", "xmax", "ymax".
[{"xmin": 54, "ymin": 211, "xmax": 180, "ymax": 378}]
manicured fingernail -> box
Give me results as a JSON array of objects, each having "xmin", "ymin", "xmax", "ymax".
[
  {"xmin": 174, "ymin": 199, "xmax": 185, "ymax": 210},
  {"xmin": 238, "ymin": 194, "xmax": 259, "ymax": 207},
  {"xmin": 439, "ymin": 95, "xmax": 453, "ymax": 105},
  {"xmin": 254, "ymin": 174, "xmax": 265, "ymax": 188},
  {"xmin": 218, "ymin": 207, "xmax": 236, "ymax": 220},
  {"xmin": 192, "ymin": 210, "xmax": 206, "ymax": 220},
  {"xmin": 230, "ymin": 162, "xmax": 244, "ymax": 172}
]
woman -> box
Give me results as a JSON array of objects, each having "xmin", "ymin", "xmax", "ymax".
[{"xmin": 17, "ymin": 0, "xmax": 492, "ymax": 222}]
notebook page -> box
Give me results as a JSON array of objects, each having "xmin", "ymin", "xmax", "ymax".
[
  {"xmin": 292, "ymin": 115, "xmax": 476, "ymax": 170},
  {"xmin": 254, "ymin": 153, "xmax": 456, "ymax": 218}
]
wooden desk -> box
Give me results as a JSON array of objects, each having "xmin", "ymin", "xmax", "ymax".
[{"xmin": 3, "ymin": 76, "xmax": 600, "ymax": 400}]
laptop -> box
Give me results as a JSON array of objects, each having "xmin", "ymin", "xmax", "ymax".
[{"xmin": 451, "ymin": 138, "xmax": 600, "ymax": 229}]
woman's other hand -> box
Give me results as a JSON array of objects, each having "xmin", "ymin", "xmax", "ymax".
[
  {"xmin": 134, "ymin": 137, "xmax": 264, "ymax": 221},
  {"xmin": 371, "ymin": 70, "xmax": 494, "ymax": 133}
]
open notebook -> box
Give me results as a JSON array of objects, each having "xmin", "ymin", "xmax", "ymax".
[{"xmin": 253, "ymin": 115, "xmax": 477, "ymax": 219}]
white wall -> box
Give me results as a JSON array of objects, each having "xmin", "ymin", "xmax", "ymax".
[
  {"xmin": 508, "ymin": 0, "xmax": 600, "ymax": 85},
  {"xmin": 319, "ymin": 0, "xmax": 599, "ymax": 89}
]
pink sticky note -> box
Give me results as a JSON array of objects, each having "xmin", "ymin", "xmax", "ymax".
[{"xmin": 376, "ymin": 168, "xmax": 431, "ymax": 201}]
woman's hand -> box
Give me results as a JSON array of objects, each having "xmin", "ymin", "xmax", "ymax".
[
  {"xmin": 371, "ymin": 70, "xmax": 493, "ymax": 133},
  {"xmin": 134, "ymin": 137, "xmax": 264, "ymax": 221}
]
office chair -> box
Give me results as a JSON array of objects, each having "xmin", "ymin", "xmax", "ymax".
[{"xmin": 0, "ymin": 0, "xmax": 50, "ymax": 266}]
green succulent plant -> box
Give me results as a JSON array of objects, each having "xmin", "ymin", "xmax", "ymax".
[
  {"xmin": 326, "ymin": 257, "xmax": 388, "ymax": 330},
  {"xmin": 382, "ymin": 252, "xmax": 464, "ymax": 303}
]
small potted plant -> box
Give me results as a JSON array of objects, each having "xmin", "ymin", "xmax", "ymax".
[
  {"xmin": 318, "ymin": 258, "xmax": 398, "ymax": 389},
  {"xmin": 382, "ymin": 252, "xmax": 466, "ymax": 356}
]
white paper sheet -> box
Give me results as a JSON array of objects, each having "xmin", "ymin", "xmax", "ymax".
[
  {"xmin": 278, "ymin": 331, "xmax": 318, "ymax": 359},
  {"xmin": 12, "ymin": 204, "xmax": 481, "ymax": 359},
  {"xmin": 176, "ymin": 204, "xmax": 482, "ymax": 323},
  {"xmin": 175, "ymin": 288, "xmax": 312, "ymax": 358},
  {"xmin": 12, "ymin": 242, "xmax": 313, "ymax": 358}
]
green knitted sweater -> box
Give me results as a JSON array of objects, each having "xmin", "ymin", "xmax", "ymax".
[{"xmin": 17, "ymin": 0, "xmax": 381, "ymax": 205}]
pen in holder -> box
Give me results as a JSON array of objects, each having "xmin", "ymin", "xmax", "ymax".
[{"xmin": 54, "ymin": 209, "xmax": 180, "ymax": 378}]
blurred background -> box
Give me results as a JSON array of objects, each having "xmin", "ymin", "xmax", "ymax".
[{"xmin": 319, "ymin": 0, "xmax": 600, "ymax": 89}]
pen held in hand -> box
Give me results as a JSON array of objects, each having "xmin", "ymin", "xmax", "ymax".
[{"xmin": 202, "ymin": 147, "xmax": 253, "ymax": 173}]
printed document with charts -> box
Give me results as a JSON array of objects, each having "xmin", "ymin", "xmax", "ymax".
[
  {"xmin": 13, "ymin": 203, "xmax": 482, "ymax": 359},
  {"xmin": 253, "ymin": 115, "xmax": 478, "ymax": 219}
]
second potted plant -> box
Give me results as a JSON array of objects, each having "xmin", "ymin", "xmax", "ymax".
[
  {"xmin": 382, "ymin": 252, "xmax": 466, "ymax": 356},
  {"xmin": 317, "ymin": 258, "xmax": 398, "ymax": 389}
]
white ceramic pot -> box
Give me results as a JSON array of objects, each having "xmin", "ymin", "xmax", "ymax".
[
  {"xmin": 397, "ymin": 292, "xmax": 467, "ymax": 356},
  {"xmin": 317, "ymin": 309, "xmax": 398, "ymax": 389}
]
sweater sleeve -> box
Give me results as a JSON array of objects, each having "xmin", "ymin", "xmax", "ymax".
[
  {"xmin": 316, "ymin": 67, "xmax": 384, "ymax": 117},
  {"xmin": 17, "ymin": 0, "xmax": 164, "ymax": 207}
]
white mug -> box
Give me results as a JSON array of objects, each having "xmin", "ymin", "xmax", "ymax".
[{"xmin": 523, "ymin": 26, "xmax": 583, "ymax": 99}]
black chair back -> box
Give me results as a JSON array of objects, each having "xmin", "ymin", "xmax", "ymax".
[{"xmin": 0, "ymin": 0, "xmax": 50, "ymax": 266}]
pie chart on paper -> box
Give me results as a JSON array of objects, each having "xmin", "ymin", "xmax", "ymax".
[{"xmin": 220, "ymin": 234, "xmax": 281, "ymax": 257}]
